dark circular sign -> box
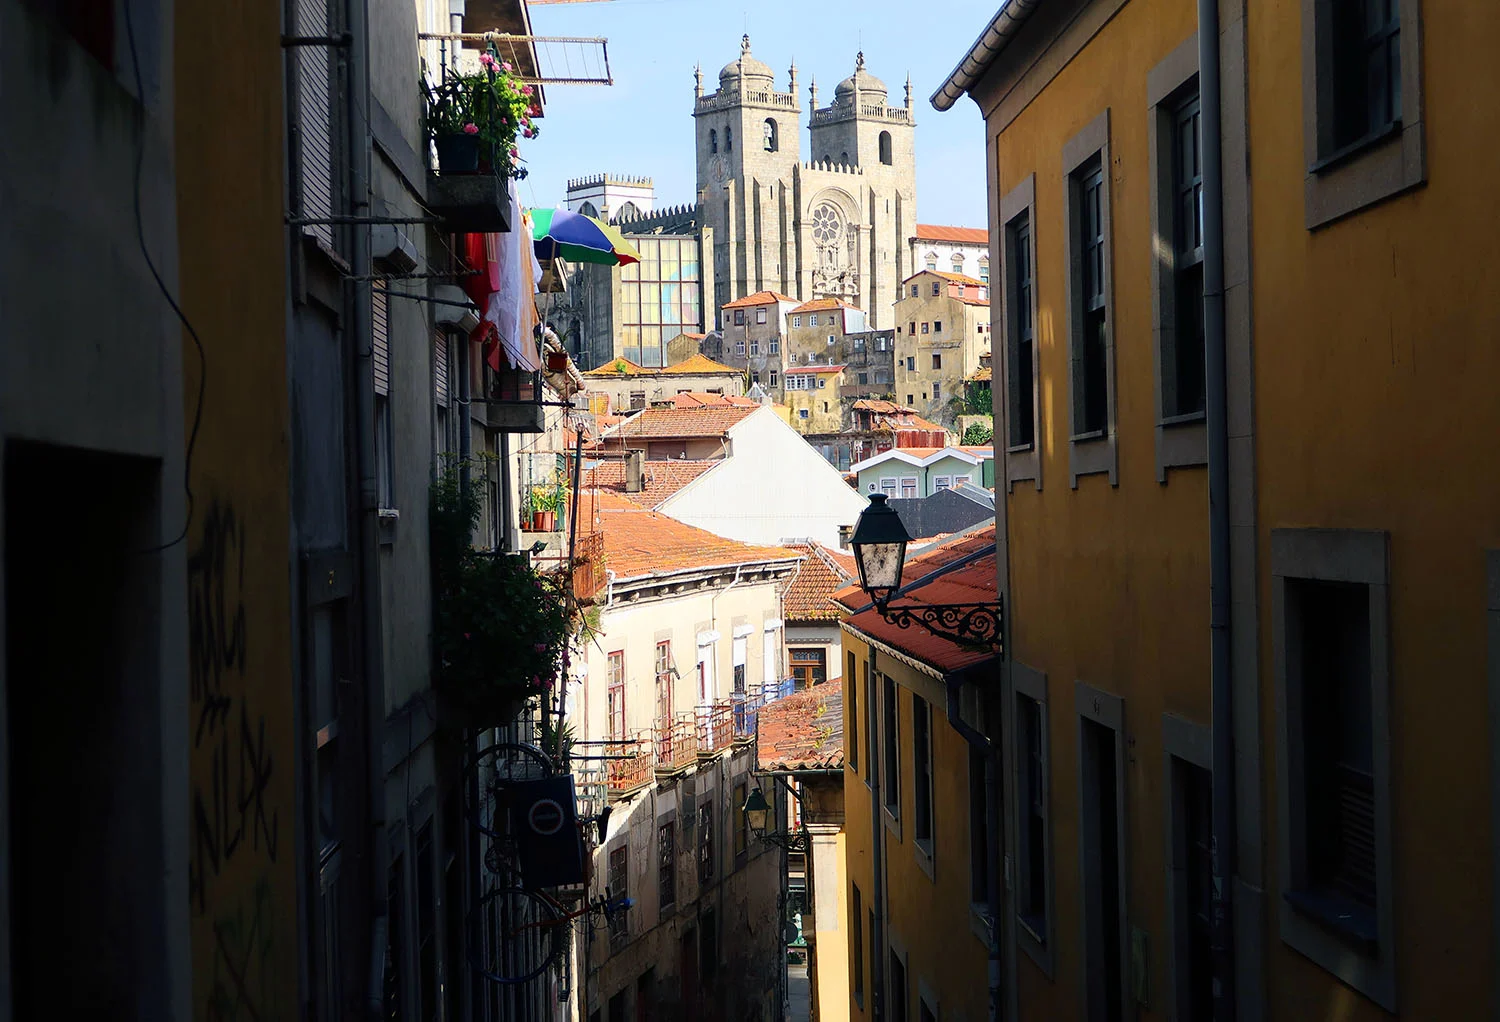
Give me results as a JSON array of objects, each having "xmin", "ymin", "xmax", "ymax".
[{"xmin": 529, "ymin": 798, "xmax": 565, "ymax": 836}]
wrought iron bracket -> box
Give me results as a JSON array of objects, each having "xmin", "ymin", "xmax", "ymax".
[{"xmin": 875, "ymin": 598, "xmax": 1004, "ymax": 652}]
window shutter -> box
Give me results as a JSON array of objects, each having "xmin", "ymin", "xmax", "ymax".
[
  {"xmin": 294, "ymin": 0, "xmax": 336, "ymax": 248},
  {"xmin": 433, "ymin": 330, "xmax": 449, "ymax": 404},
  {"xmin": 372, "ymin": 284, "xmax": 390, "ymax": 396}
]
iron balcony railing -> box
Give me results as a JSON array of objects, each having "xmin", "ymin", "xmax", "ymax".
[
  {"xmin": 654, "ymin": 712, "xmax": 700, "ymax": 772},
  {"xmin": 695, "ymin": 700, "xmax": 733, "ymax": 754},
  {"xmin": 603, "ymin": 731, "xmax": 655, "ymax": 796}
]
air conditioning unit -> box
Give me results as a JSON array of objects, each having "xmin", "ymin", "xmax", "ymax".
[
  {"xmin": 371, "ymin": 225, "xmax": 419, "ymax": 273},
  {"xmin": 431, "ymin": 285, "xmax": 480, "ymax": 333}
]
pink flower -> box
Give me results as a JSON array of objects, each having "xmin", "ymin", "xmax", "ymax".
[
  {"xmin": 523, "ymin": 128, "xmax": 534, "ymax": 139},
  {"xmin": 478, "ymin": 52, "xmax": 497, "ymax": 70},
  {"xmin": 533, "ymin": 643, "xmax": 547, "ymax": 653},
  {"xmin": 521, "ymin": 84, "xmax": 534, "ymax": 96},
  {"xmin": 462, "ymin": 122, "xmax": 478, "ymax": 135},
  {"xmin": 501, "ymin": 61, "xmax": 513, "ymax": 72},
  {"xmin": 510, "ymin": 147, "xmax": 519, "ymax": 159}
]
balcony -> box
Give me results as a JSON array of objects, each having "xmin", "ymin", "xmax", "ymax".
[
  {"xmin": 479, "ymin": 366, "xmax": 545, "ymax": 433},
  {"xmin": 695, "ymin": 701, "xmax": 732, "ymax": 756},
  {"xmin": 604, "ymin": 732, "xmax": 655, "ymax": 798},
  {"xmin": 654, "ymin": 713, "xmax": 700, "ymax": 774},
  {"xmin": 427, "ymin": 171, "xmax": 512, "ymax": 234},
  {"xmin": 730, "ymin": 678, "xmax": 795, "ymax": 743}
]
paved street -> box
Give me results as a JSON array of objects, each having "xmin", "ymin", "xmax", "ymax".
[{"xmin": 787, "ymin": 961, "xmax": 810, "ymax": 1021}]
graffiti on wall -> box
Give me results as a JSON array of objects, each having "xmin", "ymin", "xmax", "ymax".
[{"xmin": 189, "ymin": 498, "xmax": 287, "ymax": 1021}]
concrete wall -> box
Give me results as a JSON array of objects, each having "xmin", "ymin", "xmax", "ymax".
[
  {"xmin": 784, "ymin": 371, "xmax": 846, "ymax": 434},
  {"xmin": 893, "ymin": 282, "xmax": 990, "ymax": 426},
  {"xmin": 908, "ymin": 238, "xmax": 990, "ymax": 283},
  {"xmin": 584, "ymin": 368, "xmax": 745, "ymax": 416},
  {"xmin": 658, "ymin": 409, "xmax": 869, "ymax": 547}
]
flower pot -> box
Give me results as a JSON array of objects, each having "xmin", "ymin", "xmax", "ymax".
[
  {"xmin": 538, "ymin": 510, "xmax": 556, "ymax": 532},
  {"xmin": 435, "ymin": 133, "xmax": 481, "ymax": 175},
  {"xmin": 546, "ymin": 351, "xmax": 569, "ymax": 372}
]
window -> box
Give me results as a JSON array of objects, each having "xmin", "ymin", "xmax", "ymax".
[
  {"xmin": 879, "ymin": 130, "xmax": 892, "ymax": 165},
  {"xmin": 906, "ymin": 394, "xmax": 915, "ymax": 406},
  {"xmin": 906, "ymin": 357, "xmax": 916, "ymax": 372},
  {"xmin": 1017, "ymin": 693, "xmax": 1048, "ymax": 941},
  {"xmin": 908, "ymin": 322, "xmax": 916, "ymax": 336},
  {"xmin": 900, "ymin": 477, "xmax": 918, "ymax": 499},
  {"xmin": 925, "ymin": 256, "xmax": 938, "ymax": 272},
  {"xmin": 751, "ymin": 371, "xmax": 761, "ymax": 384},
  {"xmin": 969, "ymin": 746, "xmax": 990, "ymax": 907},
  {"xmin": 709, "ymin": 128, "xmax": 717, "ymax": 153},
  {"xmin": 910, "ymin": 284, "xmax": 919, "ymax": 297},
  {"xmin": 769, "ymin": 338, "xmax": 780, "ymax": 354},
  {"xmin": 921, "ymin": 322, "xmax": 930, "ymax": 335},
  {"xmin": 734, "ymin": 309, "xmax": 745, "ymax": 326},
  {"xmin": 798, "ymin": 409, "xmax": 809, "ymax": 420},
  {"xmin": 1063, "ymin": 111, "xmax": 1118, "ymax": 486},
  {"xmin": 890, "ymin": 951, "xmax": 909, "ymax": 1022},
  {"xmin": 1080, "ymin": 694, "xmax": 1126, "ymax": 1022},
  {"xmin": 875, "ymin": 369, "xmax": 890, "ymax": 384},
  {"xmin": 1273, "ymin": 528, "xmax": 1393, "ymax": 1008},
  {"xmin": 733, "ymin": 782, "xmax": 748, "ymax": 859},
  {"xmin": 735, "ymin": 340, "xmax": 746, "ymax": 356},
  {"xmin": 847, "ymin": 651, "xmax": 859, "ymax": 771},
  {"xmin": 882, "ymin": 673, "xmax": 900, "ymax": 816},
  {"xmin": 749, "ymin": 339, "xmax": 759, "ymax": 356},
  {"xmin": 700, "ymin": 909, "xmax": 717, "ymax": 981},
  {"xmin": 654, "ymin": 641, "xmax": 673, "ymax": 730},
  {"xmin": 879, "ymin": 478, "xmax": 897, "ymax": 498},
  {"xmin": 763, "ymin": 117, "xmax": 778, "ymax": 152},
  {"xmin": 854, "ymin": 335, "xmax": 867, "ymax": 350},
  {"xmin": 931, "ymin": 281, "xmax": 941, "ymax": 297},
  {"xmin": 1075, "ymin": 160, "xmax": 1108, "ymax": 436},
  {"xmin": 697, "ymin": 802, "xmax": 714, "ymax": 884},
  {"xmin": 629, "ymin": 390, "xmax": 647, "ymax": 412},
  {"xmin": 933, "ymin": 320, "xmax": 942, "ymax": 334},
  {"xmin": 810, "ymin": 314, "xmax": 819, "ymax": 327},
  {"xmin": 658, "ymin": 819, "xmax": 676, "ymax": 912},
  {"xmin": 375, "ymin": 397, "xmax": 394, "ymax": 509},
  {"xmin": 852, "ymin": 886, "xmax": 865, "ymax": 1004},
  {"xmin": 979, "ymin": 258, "xmax": 989, "ymax": 285},
  {"xmin": 827, "ymin": 334, "xmax": 836, "ymax": 346},
  {"xmin": 932, "ymin": 382, "xmax": 941, "ymax": 402},
  {"xmin": 952, "ymin": 256, "xmax": 966, "ymax": 273},
  {"xmin": 933, "ymin": 475, "xmax": 952, "ymax": 491},
  {"xmin": 817, "ymin": 379, "xmax": 827, "ymax": 390},
  {"xmin": 1005, "ymin": 204, "xmax": 1037, "ymax": 452},
  {"xmin": 1302, "ymin": 0, "xmax": 1424, "ymax": 227},
  {"xmin": 858, "ymin": 372, "xmax": 869, "ymax": 385},
  {"xmin": 788, "ymin": 352, "xmax": 799, "ymax": 366},
  {"xmin": 931, "ymin": 353, "xmax": 942, "ymax": 371},
  {"xmin": 1167, "ymin": 92, "xmax": 1206, "ymax": 420},
  {"xmin": 840, "ymin": 151, "xmax": 849, "ymax": 164},
  {"xmin": 725, "ymin": 125, "xmax": 732, "ymax": 151},
  {"xmin": 769, "ymin": 371, "xmax": 779, "ymax": 387},
  {"xmin": 1169, "ymin": 747, "xmax": 1212, "ymax": 1022},
  {"xmin": 608, "ymin": 846, "xmax": 629, "ymax": 944},
  {"xmin": 913, "ymin": 695, "xmax": 934, "ymax": 853},
  {"xmin": 756, "ymin": 308, "xmax": 767, "ymax": 325},
  {"xmin": 792, "ymin": 315, "xmax": 802, "ymax": 328},
  {"xmin": 607, "ymin": 652, "xmax": 626, "ymax": 740}
]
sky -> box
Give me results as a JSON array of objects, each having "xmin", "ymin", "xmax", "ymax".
[{"xmin": 516, "ymin": 0, "xmax": 993, "ymax": 227}]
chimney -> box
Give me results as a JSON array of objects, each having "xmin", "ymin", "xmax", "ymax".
[
  {"xmin": 625, "ymin": 450, "xmax": 644, "ymax": 493},
  {"xmin": 837, "ymin": 524, "xmax": 854, "ymax": 549}
]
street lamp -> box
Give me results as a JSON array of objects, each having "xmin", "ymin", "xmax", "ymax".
[
  {"xmin": 849, "ymin": 494, "xmax": 1005, "ymax": 650},
  {"xmin": 741, "ymin": 785, "xmax": 807, "ymax": 851}
]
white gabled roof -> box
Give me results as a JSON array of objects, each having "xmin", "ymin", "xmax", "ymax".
[{"xmin": 849, "ymin": 446, "xmax": 994, "ymax": 474}]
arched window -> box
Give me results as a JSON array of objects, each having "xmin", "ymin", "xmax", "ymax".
[
  {"xmin": 840, "ymin": 151, "xmax": 849, "ymax": 165},
  {"xmin": 709, "ymin": 129, "xmax": 718, "ymax": 154},
  {"xmin": 925, "ymin": 251, "xmax": 939, "ymax": 272},
  {"xmin": 763, "ymin": 118, "xmax": 778, "ymax": 152},
  {"xmin": 617, "ymin": 201, "xmax": 640, "ymax": 221},
  {"xmin": 578, "ymin": 201, "xmax": 598, "ymax": 218},
  {"xmin": 978, "ymin": 255, "xmax": 990, "ymax": 284},
  {"xmin": 952, "ymin": 254, "xmax": 966, "ymax": 274},
  {"xmin": 879, "ymin": 130, "xmax": 892, "ymax": 165},
  {"xmin": 726, "ymin": 126, "xmax": 733, "ymax": 151}
]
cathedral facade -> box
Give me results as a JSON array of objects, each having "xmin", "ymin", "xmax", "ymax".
[{"xmin": 694, "ymin": 37, "xmax": 917, "ymax": 330}]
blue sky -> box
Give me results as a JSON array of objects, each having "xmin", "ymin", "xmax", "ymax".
[{"xmin": 517, "ymin": 0, "xmax": 993, "ymax": 227}]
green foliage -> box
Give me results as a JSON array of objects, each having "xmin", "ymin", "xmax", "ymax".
[
  {"xmin": 431, "ymin": 460, "xmax": 571, "ymax": 728},
  {"xmin": 962, "ymin": 421, "xmax": 994, "ymax": 446},
  {"xmin": 421, "ymin": 48, "xmax": 539, "ymax": 180},
  {"xmin": 964, "ymin": 384, "xmax": 993, "ymax": 417}
]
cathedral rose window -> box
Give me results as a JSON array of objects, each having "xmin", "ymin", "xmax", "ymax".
[{"xmin": 811, "ymin": 202, "xmax": 843, "ymax": 245}]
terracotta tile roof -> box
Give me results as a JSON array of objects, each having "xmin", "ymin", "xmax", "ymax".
[
  {"xmin": 915, "ymin": 224, "xmax": 989, "ymax": 245},
  {"xmin": 884, "ymin": 414, "xmax": 946, "ymax": 433},
  {"xmin": 834, "ymin": 526, "xmax": 999, "ymax": 675},
  {"xmin": 956, "ymin": 295, "xmax": 992, "ymax": 307},
  {"xmin": 590, "ymin": 490, "xmax": 803, "ymax": 580},
  {"xmin": 781, "ymin": 541, "xmax": 856, "ymax": 622},
  {"xmin": 679, "ymin": 332, "xmax": 708, "ymax": 340},
  {"xmin": 584, "ymin": 357, "xmax": 648, "ymax": 377},
  {"xmin": 662, "ymin": 352, "xmax": 740, "ymax": 375},
  {"xmin": 934, "ymin": 270, "xmax": 988, "ymax": 287},
  {"xmin": 722, "ymin": 290, "xmax": 796, "ymax": 309},
  {"xmin": 584, "ymin": 459, "xmax": 718, "ymax": 506},
  {"xmin": 965, "ymin": 366, "xmax": 992, "ymax": 382},
  {"xmin": 784, "ymin": 364, "xmax": 846, "ymax": 375},
  {"xmin": 852, "ymin": 399, "xmax": 917, "ymax": 414},
  {"xmin": 756, "ymin": 679, "xmax": 844, "ymax": 772},
  {"xmin": 605, "ymin": 406, "xmax": 758, "ymax": 440},
  {"xmin": 670, "ymin": 392, "xmax": 760, "ymax": 408},
  {"xmin": 791, "ymin": 297, "xmax": 859, "ymax": 314}
]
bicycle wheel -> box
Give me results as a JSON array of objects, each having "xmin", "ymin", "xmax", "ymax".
[
  {"xmin": 465, "ymin": 742, "xmax": 557, "ymax": 840},
  {"xmin": 469, "ymin": 886, "xmax": 567, "ymax": 986}
]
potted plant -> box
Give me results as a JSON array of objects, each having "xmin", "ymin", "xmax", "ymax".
[
  {"xmin": 431, "ymin": 462, "xmax": 571, "ymax": 729},
  {"xmin": 422, "ymin": 49, "xmax": 540, "ymax": 179},
  {"xmin": 530, "ymin": 485, "xmax": 561, "ymax": 532},
  {"xmin": 546, "ymin": 349, "xmax": 569, "ymax": 373}
]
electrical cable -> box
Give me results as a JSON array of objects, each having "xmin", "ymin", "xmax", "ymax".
[{"xmin": 124, "ymin": 0, "xmax": 206, "ymax": 555}]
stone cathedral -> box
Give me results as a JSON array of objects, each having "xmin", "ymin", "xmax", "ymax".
[{"xmin": 694, "ymin": 36, "xmax": 917, "ymax": 330}]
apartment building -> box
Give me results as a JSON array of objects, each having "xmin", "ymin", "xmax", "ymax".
[{"xmin": 894, "ymin": 271, "xmax": 992, "ymax": 427}]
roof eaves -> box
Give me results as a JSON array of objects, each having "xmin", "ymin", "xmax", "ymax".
[{"xmin": 930, "ymin": 0, "xmax": 1049, "ymax": 112}]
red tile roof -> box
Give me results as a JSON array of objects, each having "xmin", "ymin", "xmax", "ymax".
[
  {"xmin": 722, "ymin": 290, "xmax": 796, "ymax": 309},
  {"xmin": 605, "ymin": 406, "xmax": 758, "ymax": 440},
  {"xmin": 965, "ymin": 366, "xmax": 993, "ymax": 382},
  {"xmin": 781, "ymin": 541, "xmax": 856, "ymax": 622},
  {"xmin": 834, "ymin": 527, "xmax": 998, "ymax": 675},
  {"xmin": 852, "ymin": 399, "xmax": 917, "ymax": 414},
  {"xmin": 756, "ymin": 679, "xmax": 845, "ymax": 771},
  {"xmin": 590, "ymin": 491, "xmax": 802, "ymax": 580},
  {"xmin": 662, "ymin": 353, "xmax": 740, "ymax": 375},
  {"xmin": 915, "ymin": 224, "xmax": 988, "ymax": 245},
  {"xmin": 670, "ymin": 392, "xmax": 760, "ymax": 408},
  {"xmin": 791, "ymin": 297, "xmax": 859, "ymax": 314},
  {"xmin": 584, "ymin": 459, "xmax": 718, "ymax": 506}
]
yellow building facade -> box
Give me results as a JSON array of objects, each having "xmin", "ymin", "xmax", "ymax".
[
  {"xmin": 893, "ymin": 271, "xmax": 992, "ymax": 428},
  {"xmin": 785, "ymin": 364, "xmax": 848, "ymax": 434},
  {"xmin": 933, "ymin": 0, "xmax": 1500, "ymax": 1019}
]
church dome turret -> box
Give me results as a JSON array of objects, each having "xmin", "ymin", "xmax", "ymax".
[
  {"xmin": 833, "ymin": 51, "xmax": 886, "ymax": 104},
  {"xmin": 719, "ymin": 34, "xmax": 775, "ymax": 89}
]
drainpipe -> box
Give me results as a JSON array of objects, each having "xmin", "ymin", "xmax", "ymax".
[
  {"xmin": 1198, "ymin": 0, "xmax": 1235, "ymax": 1017},
  {"xmin": 867, "ymin": 644, "xmax": 885, "ymax": 1022},
  {"xmin": 943, "ymin": 676, "xmax": 1002, "ymax": 1022},
  {"xmin": 340, "ymin": 0, "xmax": 385, "ymax": 1011},
  {"xmin": 457, "ymin": 328, "xmax": 472, "ymax": 488}
]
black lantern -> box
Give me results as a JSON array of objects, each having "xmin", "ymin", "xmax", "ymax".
[
  {"xmin": 848, "ymin": 494, "xmax": 1005, "ymax": 651},
  {"xmin": 850, "ymin": 494, "xmax": 911, "ymax": 610},
  {"xmin": 742, "ymin": 786, "xmax": 772, "ymax": 837}
]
